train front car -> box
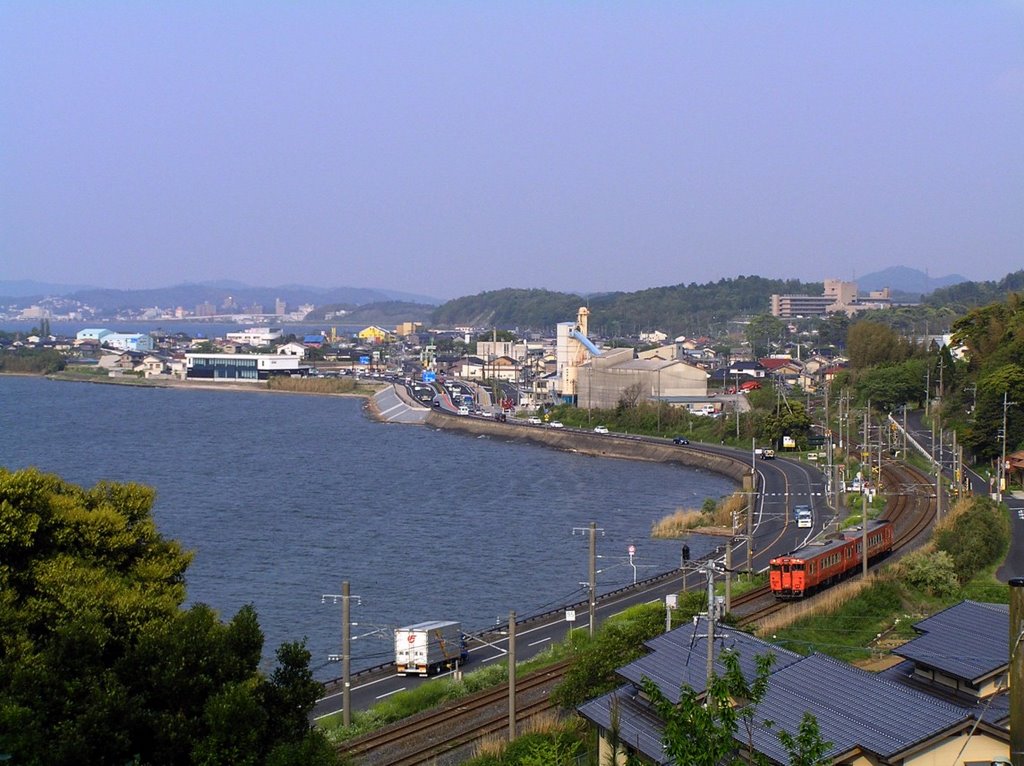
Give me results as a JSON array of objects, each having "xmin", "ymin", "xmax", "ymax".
[{"xmin": 769, "ymin": 556, "xmax": 808, "ymax": 599}]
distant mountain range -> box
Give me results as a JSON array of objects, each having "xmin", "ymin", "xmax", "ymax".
[
  {"xmin": 0, "ymin": 281, "xmax": 442, "ymax": 309},
  {"xmin": 3, "ymin": 267, "xmax": 1013, "ymax": 336},
  {"xmin": 856, "ymin": 266, "xmax": 967, "ymax": 297}
]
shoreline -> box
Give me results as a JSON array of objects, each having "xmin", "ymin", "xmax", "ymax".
[
  {"xmin": 11, "ymin": 371, "xmax": 748, "ymax": 487},
  {"xmin": 17, "ymin": 370, "xmax": 382, "ymax": 399}
]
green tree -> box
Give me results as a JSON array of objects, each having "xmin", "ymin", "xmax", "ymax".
[
  {"xmin": 551, "ymin": 605, "xmax": 664, "ymax": 709},
  {"xmin": 640, "ymin": 651, "xmax": 774, "ymax": 766},
  {"xmin": 847, "ymin": 321, "xmax": 911, "ymax": 369},
  {"xmin": 761, "ymin": 400, "xmax": 813, "ymax": 448},
  {"xmin": 855, "ymin": 359, "xmax": 927, "ymax": 411},
  {"xmin": 0, "ymin": 468, "xmax": 338, "ymax": 766},
  {"xmin": 896, "ymin": 550, "xmax": 959, "ymax": 597},
  {"xmin": 815, "ymin": 313, "xmax": 850, "ymax": 349},
  {"xmin": 746, "ymin": 314, "xmax": 785, "ymax": 358},
  {"xmin": 778, "ymin": 712, "xmax": 833, "ymax": 766},
  {"xmin": 641, "ymin": 650, "xmax": 831, "ymax": 766},
  {"xmin": 934, "ymin": 496, "xmax": 1012, "ymax": 582}
]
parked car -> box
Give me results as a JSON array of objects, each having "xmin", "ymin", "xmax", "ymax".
[
  {"xmin": 526, "ymin": 417, "xmax": 542, "ymax": 425},
  {"xmin": 673, "ymin": 436, "xmax": 689, "ymax": 445},
  {"xmin": 548, "ymin": 421, "xmax": 564, "ymax": 429},
  {"xmin": 593, "ymin": 425, "xmax": 609, "ymax": 434}
]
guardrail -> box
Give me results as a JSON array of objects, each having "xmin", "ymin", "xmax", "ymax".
[{"xmin": 319, "ymin": 549, "xmax": 721, "ymax": 693}]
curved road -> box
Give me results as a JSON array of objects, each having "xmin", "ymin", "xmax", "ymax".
[{"xmin": 312, "ymin": 391, "xmax": 833, "ymax": 722}]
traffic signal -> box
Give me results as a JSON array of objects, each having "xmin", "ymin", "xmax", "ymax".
[{"xmin": 681, "ymin": 544, "xmax": 690, "ymax": 561}]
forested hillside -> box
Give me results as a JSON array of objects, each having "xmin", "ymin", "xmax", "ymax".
[
  {"xmin": 925, "ymin": 270, "xmax": 1024, "ymax": 313},
  {"xmin": 430, "ymin": 276, "xmax": 814, "ymax": 334}
]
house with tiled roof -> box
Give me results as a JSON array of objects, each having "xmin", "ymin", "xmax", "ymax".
[{"xmin": 578, "ymin": 605, "xmax": 1009, "ymax": 766}]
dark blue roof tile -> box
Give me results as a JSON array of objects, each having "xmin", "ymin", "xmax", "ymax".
[{"xmin": 893, "ymin": 601, "xmax": 1008, "ymax": 683}]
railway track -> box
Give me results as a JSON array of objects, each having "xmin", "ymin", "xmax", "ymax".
[
  {"xmin": 341, "ymin": 660, "xmax": 571, "ymax": 766},
  {"xmin": 730, "ymin": 460, "xmax": 937, "ymax": 627},
  {"xmin": 340, "ymin": 461, "xmax": 939, "ymax": 764}
]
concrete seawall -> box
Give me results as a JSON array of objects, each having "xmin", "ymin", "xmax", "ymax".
[{"xmin": 424, "ymin": 410, "xmax": 748, "ymax": 485}]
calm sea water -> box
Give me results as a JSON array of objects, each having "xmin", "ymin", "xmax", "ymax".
[{"xmin": 0, "ymin": 376, "xmax": 733, "ymax": 677}]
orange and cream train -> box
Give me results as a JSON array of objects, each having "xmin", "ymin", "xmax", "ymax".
[{"xmin": 769, "ymin": 520, "xmax": 893, "ymax": 599}]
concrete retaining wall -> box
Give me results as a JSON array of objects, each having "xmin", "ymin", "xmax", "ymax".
[{"xmin": 425, "ymin": 411, "xmax": 748, "ymax": 484}]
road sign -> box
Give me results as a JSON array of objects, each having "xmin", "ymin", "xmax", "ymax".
[
  {"xmin": 808, "ymin": 435, "xmax": 826, "ymax": 446},
  {"xmin": 628, "ymin": 544, "xmax": 636, "ymax": 556},
  {"xmin": 565, "ymin": 609, "xmax": 576, "ymax": 622},
  {"xmin": 359, "ymin": 356, "xmax": 370, "ymax": 365},
  {"xmin": 422, "ymin": 371, "xmax": 436, "ymax": 383}
]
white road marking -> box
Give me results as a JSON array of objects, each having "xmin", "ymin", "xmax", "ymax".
[
  {"xmin": 527, "ymin": 637, "xmax": 551, "ymax": 647},
  {"xmin": 376, "ymin": 687, "xmax": 406, "ymax": 700}
]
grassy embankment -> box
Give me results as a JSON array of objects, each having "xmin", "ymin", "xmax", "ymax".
[
  {"xmin": 757, "ymin": 493, "xmax": 1010, "ymax": 664},
  {"xmin": 319, "ymin": 604, "xmax": 642, "ymax": 745},
  {"xmin": 535, "ymin": 401, "xmax": 741, "ymax": 446},
  {"xmin": 651, "ymin": 493, "xmax": 768, "ymax": 597}
]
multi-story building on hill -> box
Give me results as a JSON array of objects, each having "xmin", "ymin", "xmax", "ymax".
[{"xmin": 770, "ymin": 279, "xmax": 892, "ymax": 318}]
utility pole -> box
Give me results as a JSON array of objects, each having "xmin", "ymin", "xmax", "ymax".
[
  {"xmin": 322, "ymin": 581, "xmax": 359, "ymax": 728},
  {"xmin": 508, "ymin": 610, "xmax": 516, "ymax": 741},
  {"xmin": 748, "ymin": 438, "xmax": 755, "ymax": 574},
  {"xmin": 705, "ymin": 562, "xmax": 716, "ymax": 688},
  {"xmin": 724, "ymin": 539, "xmax": 732, "ymax": 614},
  {"xmin": 1011, "ymin": 578, "xmax": 1024, "ymax": 766},
  {"xmin": 588, "ymin": 523, "xmax": 596, "ymax": 636},
  {"xmin": 862, "ymin": 410, "xmax": 869, "ymax": 578},
  {"xmin": 1001, "ymin": 392, "xmax": 1017, "ymax": 502},
  {"xmin": 936, "ymin": 422, "xmax": 944, "ymax": 520},
  {"xmin": 573, "ymin": 523, "xmax": 603, "ymax": 636}
]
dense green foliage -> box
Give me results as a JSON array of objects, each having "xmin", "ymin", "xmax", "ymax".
[
  {"xmin": 949, "ymin": 295, "xmax": 1024, "ymax": 459},
  {"xmin": 431, "ymin": 288, "xmax": 585, "ymax": 329},
  {"xmin": 846, "ymin": 321, "xmax": 920, "ymax": 369},
  {"xmin": 641, "ymin": 651, "xmax": 774, "ymax": 766},
  {"xmin": 0, "ymin": 347, "xmax": 66, "ymax": 374},
  {"xmin": 896, "ymin": 550, "xmax": 960, "ymax": 597},
  {"xmin": 542, "ymin": 402, "xmax": 737, "ymax": 443},
  {"xmin": 852, "ymin": 359, "xmax": 928, "ymax": 412},
  {"xmin": 934, "ymin": 496, "xmax": 1011, "ymax": 583},
  {"xmin": 0, "ymin": 468, "xmax": 337, "ymax": 766},
  {"xmin": 639, "ymin": 650, "xmax": 832, "ymax": 766},
  {"xmin": 551, "ymin": 603, "xmax": 665, "ymax": 710},
  {"xmin": 431, "ymin": 276, "xmax": 814, "ymax": 334},
  {"xmin": 926, "ymin": 269, "xmax": 1024, "ymax": 313},
  {"xmin": 461, "ymin": 727, "xmax": 584, "ymax": 766}
]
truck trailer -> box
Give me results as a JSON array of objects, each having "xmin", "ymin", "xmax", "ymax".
[{"xmin": 395, "ymin": 620, "xmax": 467, "ymax": 676}]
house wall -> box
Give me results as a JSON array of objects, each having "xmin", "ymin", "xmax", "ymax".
[{"xmin": 904, "ymin": 731, "xmax": 1007, "ymax": 766}]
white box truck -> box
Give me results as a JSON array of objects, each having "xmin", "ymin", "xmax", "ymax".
[{"xmin": 395, "ymin": 620, "xmax": 467, "ymax": 676}]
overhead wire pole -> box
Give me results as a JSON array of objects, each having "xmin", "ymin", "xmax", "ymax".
[
  {"xmin": 1001, "ymin": 391, "xmax": 1017, "ymax": 502},
  {"xmin": 322, "ymin": 581, "xmax": 360, "ymax": 728},
  {"xmin": 572, "ymin": 522, "xmax": 603, "ymax": 636},
  {"xmin": 1010, "ymin": 577, "xmax": 1024, "ymax": 766},
  {"xmin": 508, "ymin": 610, "xmax": 516, "ymax": 741},
  {"xmin": 705, "ymin": 561, "xmax": 716, "ymax": 689},
  {"xmin": 862, "ymin": 409, "xmax": 869, "ymax": 578},
  {"xmin": 748, "ymin": 438, "xmax": 756, "ymax": 574}
]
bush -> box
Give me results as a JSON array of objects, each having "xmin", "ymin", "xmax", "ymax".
[
  {"xmin": 895, "ymin": 550, "xmax": 960, "ymax": 597},
  {"xmin": 934, "ymin": 497, "xmax": 1011, "ymax": 582},
  {"xmin": 551, "ymin": 603, "xmax": 663, "ymax": 709}
]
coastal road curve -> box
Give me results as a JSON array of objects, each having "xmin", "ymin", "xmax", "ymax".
[{"xmin": 312, "ymin": 395, "xmax": 829, "ymax": 721}]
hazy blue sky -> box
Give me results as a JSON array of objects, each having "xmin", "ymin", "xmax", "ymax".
[{"xmin": 2, "ymin": 2, "xmax": 1021, "ymax": 300}]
